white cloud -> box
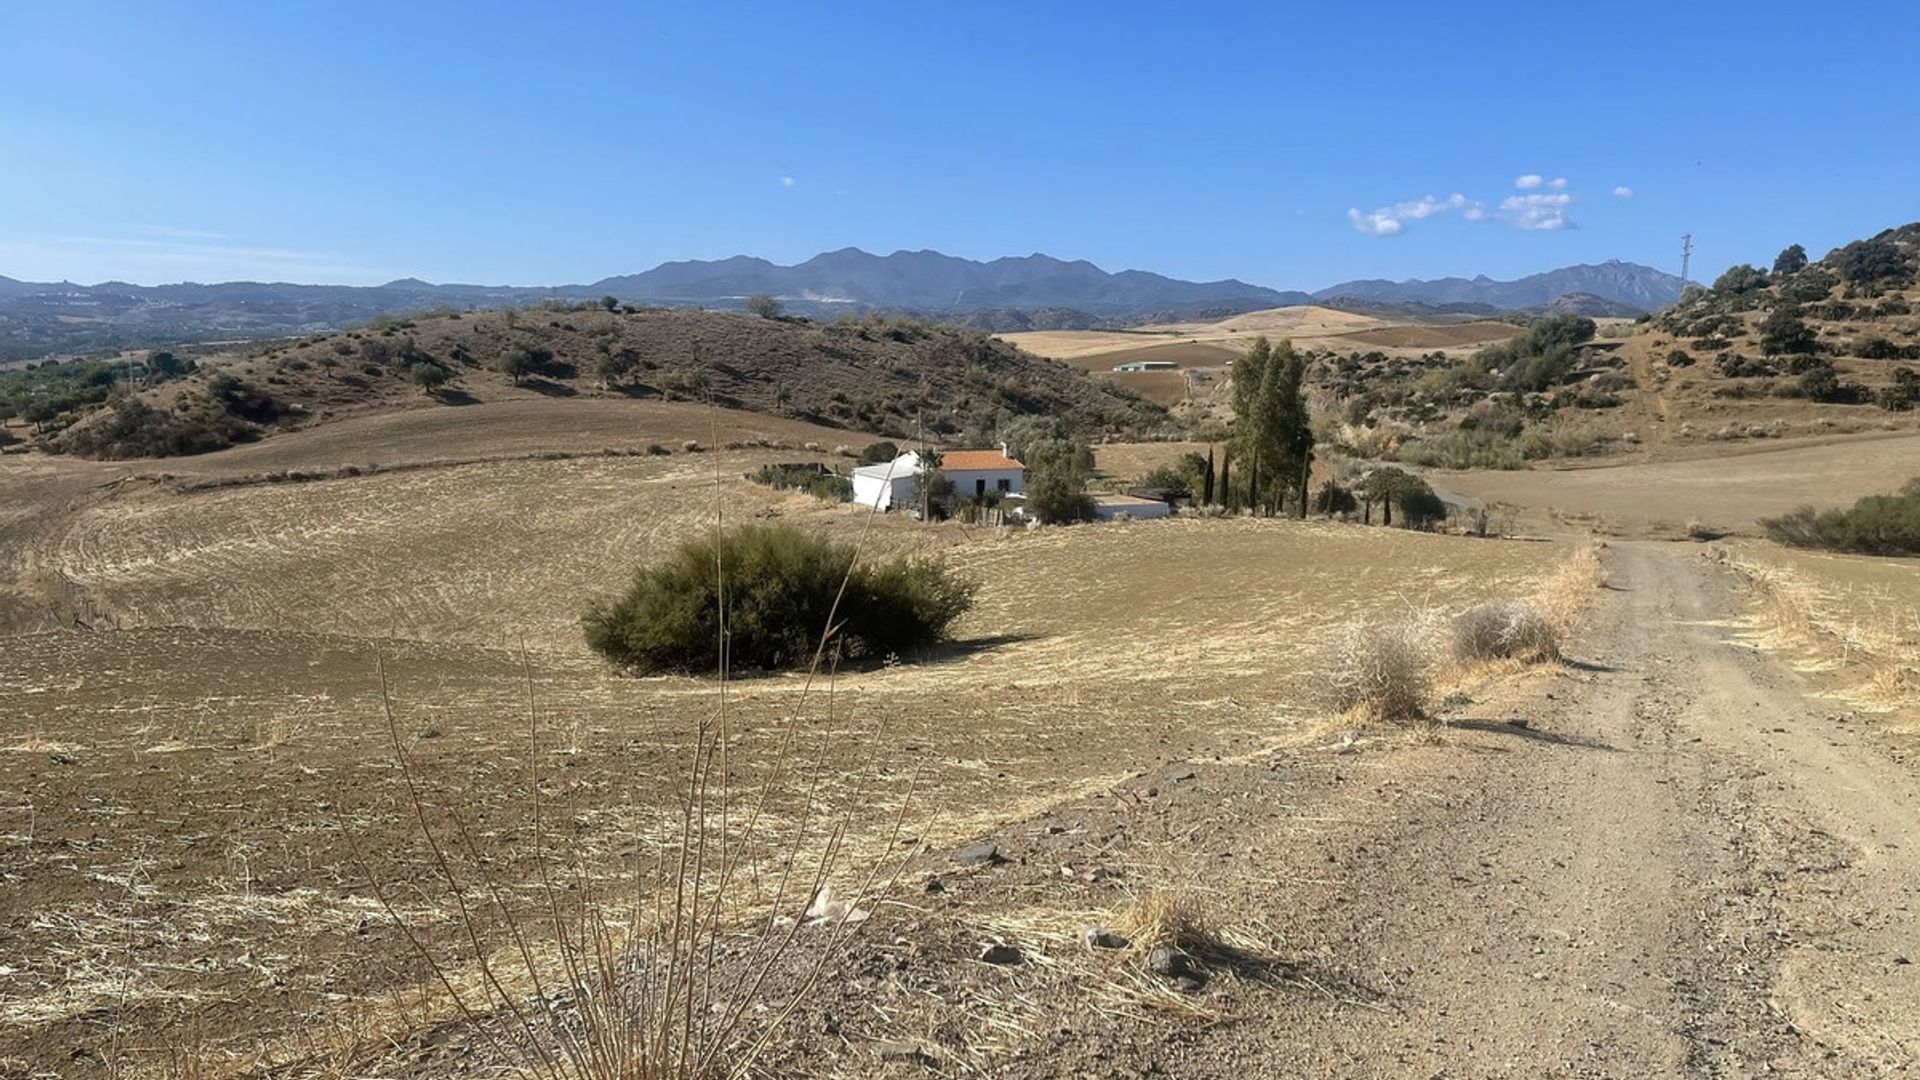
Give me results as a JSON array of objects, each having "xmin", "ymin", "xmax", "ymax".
[
  {"xmin": 133, "ymin": 224, "xmax": 228, "ymax": 241},
  {"xmin": 1612, "ymin": 185, "xmax": 1634, "ymax": 199},
  {"xmin": 1346, "ymin": 193, "xmax": 1480, "ymax": 236},
  {"xmin": 1497, "ymin": 192, "xmax": 1575, "ymax": 231},
  {"xmin": 779, "ymin": 176, "xmax": 796, "ymax": 188},
  {"xmin": 1350, "ymin": 178, "xmax": 1590, "ymax": 235}
]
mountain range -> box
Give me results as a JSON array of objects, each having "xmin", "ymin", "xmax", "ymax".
[
  {"xmin": 0, "ymin": 251, "xmax": 1685, "ymax": 361},
  {"xmin": 1312, "ymin": 260, "xmax": 1686, "ymax": 313}
]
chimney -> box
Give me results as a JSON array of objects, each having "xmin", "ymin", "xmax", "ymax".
[{"xmin": 999, "ymin": 441, "xmax": 1009, "ymax": 458}]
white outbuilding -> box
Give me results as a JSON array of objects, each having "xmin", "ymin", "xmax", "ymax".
[{"xmin": 850, "ymin": 451, "xmax": 925, "ymax": 511}]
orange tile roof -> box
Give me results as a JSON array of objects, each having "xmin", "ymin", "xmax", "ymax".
[{"xmin": 940, "ymin": 449, "xmax": 1023, "ymax": 470}]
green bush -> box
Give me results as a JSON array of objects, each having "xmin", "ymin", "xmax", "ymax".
[
  {"xmin": 1759, "ymin": 306, "xmax": 1818, "ymax": 356},
  {"xmin": 58, "ymin": 396, "xmax": 258, "ymax": 459},
  {"xmin": 1023, "ymin": 438, "xmax": 1096, "ymax": 523},
  {"xmin": 583, "ymin": 524, "xmax": 976, "ymax": 673},
  {"xmin": 749, "ymin": 463, "xmax": 852, "ymax": 501},
  {"xmin": 1471, "ymin": 315, "xmax": 1596, "ymax": 393},
  {"xmin": 856, "ymin": 440, "xmax": 900, "ymax": 465},
  {"xmin": 1830, "ymin": 235, "xmax": 1912, "ymax": 285},
  {"xmin": 1713, "ymin": 264, "xmax": 1769, "ymax": 294},
  {"xmin": 1762, "ymin": 479, "xmax": 1920, "ymax": 556},
  {"xmin": 1394, "ymin": 429, "xmax": 1525, "ymax": 470},
  {"xmin": 1881, "ymin": 369, "xmax": 1920, "ymax": 412}
]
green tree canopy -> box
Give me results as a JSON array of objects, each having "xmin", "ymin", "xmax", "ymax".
[{"xmin": 1023, "ymin": 438, "xmax": 1096, "ymax": 523}]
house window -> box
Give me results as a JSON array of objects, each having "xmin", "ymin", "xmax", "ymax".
[
  {"xmin": 975, "ymin": 478, "xmax": 987, "ymax": 497},
  {"xmin": 996, "ymin": 478, "xmax": 1011, "ymax": 492}
]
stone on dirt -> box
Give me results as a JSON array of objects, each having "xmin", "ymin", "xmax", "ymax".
[
  {"xmin": 954, "ymin": 842, "xmax": 1003, "ymax": 866},
  {"xmin": 978, "ymin": 942, "xmax": 1023, "ymax": 965}
]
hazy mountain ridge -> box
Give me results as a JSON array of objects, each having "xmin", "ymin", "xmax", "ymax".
[
  {"xmin": 0, "ymin": 251, "xmax": 1675, "ymax": 361},
  {"xmin": 1314, "ymin": 260, "xmax": 1684, "ymax": 313}
]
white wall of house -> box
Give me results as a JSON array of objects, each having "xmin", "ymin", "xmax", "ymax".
[
  {"xmin": 945, "ymin": 468, "xmax": 1025, "ymax": 501},
  {"xmin": 851, "ymin": 471, "xmax": 913, "ymax": 510},
  {"xmin": 851, "ymin": 452, "xmax": 923, "ymax": 510}
]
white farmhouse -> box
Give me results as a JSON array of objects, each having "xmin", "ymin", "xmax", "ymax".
[
  {"xmin": 937, "ymin": 447, "xmax": 1025, "ymax": 502},
  {"xmin": 849, "ymin": 447, "xmax": 1026, "ymax": 511}
]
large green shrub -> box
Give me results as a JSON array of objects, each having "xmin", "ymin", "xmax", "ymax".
[
  {"xmin": 1762, "ymin": 480, "xmax": 1920, "ymax": 556},
  {"xmin": 584, "ymin": 524, "xmax": 976, "ymax": 673},
  {"xmin": 1472, "ymin": 315, "xmax": 1596, "ymax": 393}
]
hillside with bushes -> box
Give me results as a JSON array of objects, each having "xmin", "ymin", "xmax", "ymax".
[
  {"xmin": 1298, "ymin": 223, "xmax": 1920, "ymax": 470},
  {"xmin": 1632, "ymin": 223, "xmax": 1920, "ymax": 436},
  {"xmin": 14, "ymin": 305, "xmax": 1173, "ymax": 459}
]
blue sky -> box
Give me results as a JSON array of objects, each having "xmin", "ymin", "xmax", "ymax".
[{"xmin": 3, "ymin": 1, "xmax": 1916, "ymax": 291}]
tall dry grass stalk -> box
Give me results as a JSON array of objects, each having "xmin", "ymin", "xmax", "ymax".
[
  {"xmin": 1536, "ymin": 543, "xmax": 1603, "ymax": 638},
  {"xmin": 348, "ymin": 410, "xmax": 923, "ymax": 1080}
]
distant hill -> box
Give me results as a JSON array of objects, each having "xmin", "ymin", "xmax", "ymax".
[
  {"xmin": 34, "ymin": 307, "xmax": 1174, "ymax": 459},
  {"xmin": 1314, "ymin": 260, "xmax": 1684, "ymax": 314}
]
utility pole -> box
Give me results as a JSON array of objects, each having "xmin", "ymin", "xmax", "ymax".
[{"xmin": 1679, "ymin": 233, "xmax": 1694, "ymax": 292}]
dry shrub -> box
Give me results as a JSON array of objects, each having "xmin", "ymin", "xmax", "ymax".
[
  {"xmin": 1449, "ymin": 602, "xmax": 1560, "ymax": 665},
  {"xmin": 1113, "ymin": 889, "xmax": 1218, "ymax": 953},
  {"xmin": 1315, "ymin": 616, "xmax": 1435, "ymax": 726}
]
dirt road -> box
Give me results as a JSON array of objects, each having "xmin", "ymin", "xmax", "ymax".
[{"xmin": 1247, "ymin": 541, "xmax": 1920, "ymax": 1076}]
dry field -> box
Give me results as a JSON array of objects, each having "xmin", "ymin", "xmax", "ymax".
[
  {"xmin": 0, "ymin": 405, "xmax": 1572, "ymax": 1075},
  {"xmin": 1431, "ymin": 430, "xmax": 1920, "ymax": 535},
  {"xmin": 1001, "ymin": 306, "xmax": 1517, "ymax": 368},
  {"xmin": 1002, "ymin": 306, "xmax": 1521, "ymax": 411}
]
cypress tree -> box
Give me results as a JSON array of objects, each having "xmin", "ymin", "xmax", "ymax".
[
  {"xmin": 1230, "ymin": 338, "xmax": 1273, "ymax": 515},
  {"xmin": 1203, "ymin": 446, "xmax": 1216, "ymax": 505},
  {"xmin": 1272, "ymin": 342, "xmax": 1314, "ymax": 519}
]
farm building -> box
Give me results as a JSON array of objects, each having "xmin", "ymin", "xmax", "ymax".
[
  {"xmin": 1092, "ymin": 494, "xmax": 1172, "ymax": 521},
  {"xmin": 1112, "ymin": 360, "xmax": 1178, "ymax": 373},
  {"xmin": 850, "ymin": 451, "xmax": 925, "ymax": 511},
  {"xmin": 851, "ymin": 448, "xmax": 1025, "ymax": 510},
  {"xmin": 940, "ymin": 447, "xmax": 1025, "ymax": 501}
]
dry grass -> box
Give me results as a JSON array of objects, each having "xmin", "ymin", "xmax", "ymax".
[
  {"xmin": 1538, "ymin": 543, "xmax": 1605, "ymax": 636},
  {"xmin": 1433, "ymin": 432, "xmax": 1920, "ymax": 534},
  {"xmin": 1314, "ymin": 543, "xmax": 1603, "ymax": 733},
  {"xmin": 1112, "ymin": 888, "xmax": 1219, "ymax": 953},
  {"xmin": 1718, "ymin": 541, "xmax": 1920, "ymax": 724}
]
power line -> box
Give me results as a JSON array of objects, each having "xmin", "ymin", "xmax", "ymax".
[{"xmin": 1679, "ymin": 233, "xmax": 1694, "ymax": 291}]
